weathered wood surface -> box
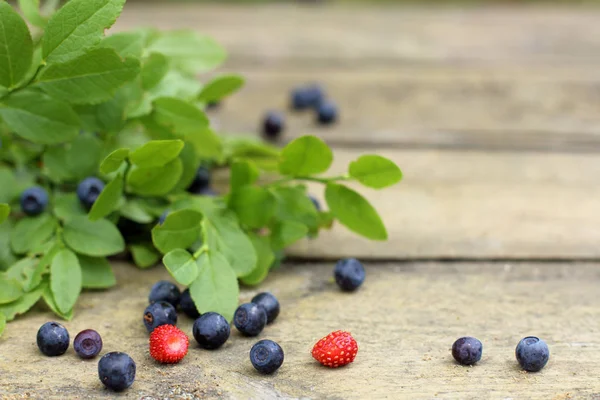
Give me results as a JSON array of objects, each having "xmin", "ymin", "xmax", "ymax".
[{"xmin": 2, "ymin": 262, "xmax": 600, "ymax": 399}]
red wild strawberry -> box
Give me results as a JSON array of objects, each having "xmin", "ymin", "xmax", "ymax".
[
  {"xmin": 149, "ymin": 324, "xmax": 189, "ymax": 364},
  {"xmin": 311, "ymin": 330, "xmax": 358, "ymax": 368}
]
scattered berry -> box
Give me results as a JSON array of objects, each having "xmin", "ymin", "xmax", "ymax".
[
  {"xmin": 148, "ymin": 280, "xmax": 181, "ymax": 308},
  {"xmin": 188, "ymin": 166, "xmax": 211, "ymax": 193},
  {"xmin": 234, "ymin": 303, "xmax": 267, "ymax": 337},
  {"xmin": 251, "ymin": 292, "xmax": 280, "ymax": 324},
  {"xmin": 143, "ymin": 301, "xmax": 177, "ymax": 333},
  {"xmin": 36, "ymin": 322, "xmax": 69, "ymax": 357},
  {"xmin": 180, "ymin": 288, "xmax": 200, "ymax": 319},
  {"xmin": 192, "ymin": 312, "xmax": 230, "ymax": 350},
  {"xmin": 77, "ymin": 177, "xmax": 105, "ymax": 209},
  {"xmin": 316, "ymin": 100, "xmax": 338, "ymax": 124},
  {"xmin": 98, "ymin": 352, "xmax": 136, "ymax": 391},
  {"xmin": 452, "ymin": 337, "xmax": 482, "ymax": 365},
  {"xmin": 309, "ymin": 195, "xmax": 321, "ymax": 211},
  {"xmin": 20, "ymin": 187, "xmax": 48, "ymax": 216},
  {"xmin": 74, "ymin": 329, "xmax": 103, "ymax": 359},
  {"xmin": 158, "ymin": 211, "xmax": 168, "ymax": 225},
  {"xmin": 149, "ymin": 325, "xmax": 189, "ymax": 364},
  {"xmin": 334, "ymin": 258, "xmax": 365, "ymax": 292},
  {"xmin": 516, "ymin": 336, "xmax": 550, "ymax": 372},
  {"xmin": 250, "ymin": 339, "xmax": 284, "ymax": 374},
  {"xmin": 262, "ymin": 111, "xmax": 285, "ymax": 140},
  {"xmin": 291, "ymin": 84, "xmax": 325, "ymax": 110},
  {"xmin": 311, "ymin": 330, "xmax": 358, "ymax": 368}
]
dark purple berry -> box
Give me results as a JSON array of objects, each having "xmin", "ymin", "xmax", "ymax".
[
  {"xmin": 148, "ymin": 280, "xmax": 181, "ymax": 308},
  {"xmin": 193, "ymin": 312, "xmax": 230, "ymax": 350},
  {"xmin": 36, "ymin": 322, "xmax": 69, "ymax": 356},
  {"xmin": 77, "ymin": 177, "xmax": 105, "ymax": 209},
  {"xmin": 98, "ymin": 352, "xmax": 136, "ymax": 391},
  {"xmin": 234, "ymin": 303, "xmax": 267, "ymax": 337},
  {"xmin": 334, "ymin": 258, "xmax": 365, "ymax": 292},
  {"xmin": 180, "ymin": 288, "xmax": 200, "ymax": 319},
  {"xmin": 516, "ymin": 336, "xmax": 550, "ymax": 372},
  {"xmin": 250, "ymin": 340, "xmax": 284, "ymax": 374},
  {"xmin": 262, "ymin": 111, "xmax": 285, "ymax": 140},
  {"xmin": 452, "ymin": 337, "xmax": 483, "ymax": 366},
  {"xmin": 291, "ymin": 84, "xmax": 325, "ymax": 110},
  {"xmin": 188, "ymin": 167, "xmax": 211, "ymax": 194},
  {"xmin": 20, "ymin": 187, "xmax": 48, "ymax": 216},
  {"xmin": 74, "ymin": 329, "xmax": 103, "ymax": 359},
  {"xmin": 251, "ymin": 292, "xmax": 280, "ymax": 324},
  {"xmin": 143, "ymin": 301, "xmax": 177, "ymax": 333},
  {"xmin": 316, "ymin": 100, "xmax": 338, "ymax": 124}
]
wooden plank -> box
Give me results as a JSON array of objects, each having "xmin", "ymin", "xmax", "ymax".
[
  {"xmin": 1, "ymin": 261, "xmax": 599, "ymax": 398},
  {"xmin": 116, "ymin": 4, "xmax": 600, "ymax": 67},
  {"xmin": 280, "ymin": 148, "xmax": 600, "ymax": 259}
]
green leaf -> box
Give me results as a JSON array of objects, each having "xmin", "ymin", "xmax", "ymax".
[
  {"xmin": 79, "ymin": 255, "xmax": 115, "ymax": 289},
  {"xmin": 185, "ymin": 128, "xmax": 224, "ymax": 160},
  {"xmin": 43, "ymin": 286, "xmax": 73, "ymax": 320},
  {"xmin": 228, "ymin": 186, "xmax": 275, "ymax": 229},
  {"xmin": 0, "ymin": 222, "xmax": 17, "ymax": 271},
  {"xmin": 240, "ymin": 234, "xmax": 274, "ymax": 286},
  {"xmin": 18, "ymin": 0, "xmax": 47, "ymax": 28},
  {"xmin": 349, "ymin": 155, "xmax": 403, "ymax": 189},
  {"xmin": 0, "ymin": 282, "xmax": 45, "ymax": 321},
  {"xmin": 141, "ymin": 52, "xmax": 169, "ymax": 90},
  {"xmin": 163, "ymin": 249, "xmax": 198, "ymax": 285},
  {"xmin": 129, "ymin": 140, "xmax": 184, "ymax": 168},
  {"xmin": 189, "ymin": 251, "xmax": 238, "ymax": 322},
  {"xmin": 88, "ymin": 174, "xmax": 123, "ymax": 221},
  {"xmin": 325, "ymin": 183, "xmax": 387, "ymax": 241},
  {"xmin": 0, "ymin": 90, "xmax": 80, "ymax": 144},
  {"xmin": 53, "ymin": 192, "xmax": 86, "ymax": 220},
  {"xmin": 203, "ymin": 211, "xmax": 256, "ymax": 277},
  {"xmin": 148, "ymin": 31, "xmax": 226, "ymax": 75},
  {"xmin": 272, "ymin": 186, "xmax": 319, "ymax": 231},
  {"xmin": 279, "ymin": 135, "xmax": 333, "ymax": 177},
  {"xmin": 50, "ymin": 249, "xmax": 81, "ymax": 314},
  {"xmin": 153, "ymin": 97, "xmax": 209, "ymax": 135},
  {"xmin": 66, "ymin": 133, "xmax": 104, "ymax": 179},
  {"xmin": 120, "ymin": 200, "xmax": 154, "ymax": 224},
  {"xmin": 0, "ymin": 168, "xmax": 18, "ymax": 204},
  {"xmin": 37, "ymin": 48, "xmax": 141, "ymax": 105},
  {"xmin": 0, "ymin": 279, "xmax": 23, "ymax": 304},
  {"xmin": 170, "ymin": 142, "xmax": 201, "ymax": 193},
  {"xmin": 10, "ymin": 214, "xmax": 57, "ymax": 255},
  {"xmin": 42, "ymin": 0, "xmax": 126, "ymax": 64},
  {"xmin": 0, "ymin": 312, "xmax": 5, "ymax": 336},
  {"xmin": 230, "ymin": 160, "xmax": 259, "ymax": 191},
  {"xmin": 0, "ymin": 2, "xmax": 34, "ymax": 89},
  {"xmin": 126, "ymin": 158, "xmax": 183, "ymax": 196},
  {"xmin": 100, "ymin": 148, "xmax": 129, "ymax": 175},
  {"xmin": 63, "ymin": 215, "xmax": 125, "ymax": 256},
  {"xmin": 151, "ymin": 209, "xmax": 202, "ymax": 254},
  {"xmin": 0, "ymin": 204, "xmax": 9, "ymax": 224},
  {"xmin": 130, "ymin": 243, "xmax": 160, "ymax": 268},
  {"xmin": 271, "ymin": 220, "xmax": 309, "ymax": 251},
  {"xmin": 4, "ymin": 257, "xmax": 37, "ymax": 289},
  {"xmin": 100, "ymin": 31, "xmax": 145, "ymax": 58},
  {"xmin": 198, "ymin": 74, "xmax": 244, "ymax": 102}
]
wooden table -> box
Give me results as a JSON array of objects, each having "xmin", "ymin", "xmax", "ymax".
[{"xmin": 2, "ymin": 3, "xmax": 600, "ymax": 399}]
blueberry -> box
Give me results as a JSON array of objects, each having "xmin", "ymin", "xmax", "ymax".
[
  {"xmin": 262, "ymin": 111, "xmax": 285, "ymax": 140},
  {"xmin": 148, "ymin": 280, "xmax": 181, "ymax": 308},
  {"xmin": 316, "ymin": 100, "xmax": 338, "ymax": 124},
  {"xmin": 98, "ymin": 352, "xmax": 136, "ymax": 391},
  {"xmin": 250, "ymin": 339, "xmax": 284, "ymax": 374},
  {"xmin": 251, "ymin": 292, "xmax": 280, "ymax": 324},
  {"xmin": 180, "ymin": 288, "xmax": 200, "ymax": 319},
  {"xmin": 197, "ymin": 187, "xmax": 218, "ymax": 197},
  {"xmin": 192, "ymin": 312, "xmax": 230, "ymax": 349},
  {"xmin": 334, "ymin": 258, "xmax": 365, "ymax": 292},
  {"xmin": 452, "ymin": 337, "xmax": 482, "ymax": 366},
  {"xmin": 309, "ymin": 195, "xmax": 321, "ymax": 211},
  {"xmin": 158, "ymin": 211, "xmax": 168, "ymax": 225},
  {"xmin": 234, "ymin": 303, "xmax": 267, "ymax": 337},
  {"xmin": 291, "ymin": 84, "xmax": 325, "ymax": 110},
  {"xmin": 516, "ymin": 336, "xmax": 550, "ymax": 372},
  {"xmin": 74, "ymin": 329, "xmax": 103, "ymax": 359},
  {"xmin": 20, "ymin": 187, "xmax": 49, "ymax": 216},
  {"xmin": 143, "ymin": 301, "xmax": 177, "ymax": 333},
  {"xmin": 36, "ymin": 322, "xmax": 69, "ymax": 356},
  {"xmin": 77, "ymin": 177, "xmax": 105, "ymax": 209},
  {"xmin": 188, "ymin": 167, "xmax": 211, "ymax": 193}
]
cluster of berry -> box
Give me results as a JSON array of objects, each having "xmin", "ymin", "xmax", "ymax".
[{"xmin": 20, "ymin": 177, "xmax": 105, "ymax": 216}]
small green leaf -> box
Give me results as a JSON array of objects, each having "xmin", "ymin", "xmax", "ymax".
[
  {"xmin": 151, "ymin": 209, "xmax": 202, "ymax": 254},
  {"xmin": 4, "ymin": 257, "xmax": 37, "ymax": 289},
  {"xmin": 0, "ymin": 204, "xmax": 9, "ymax": 224},
  {"xmin": 43, "ymin": 286, "xmax": 73, "ymax": 320},
  {"xmin": 240, "ymin": 234, "xmax": 274, "ymax": 286},
  {"xmin": 126, "ymin": 158, "xmax": 183, "ymax": 196},
  {"xmin": 88, "ymin": 174, "xmax": 123, "ymax": 221},
  {"xmin": 189, "ymin": 251, "xmax": 238, "ymax": 322},
  {"xmin": 170, "ymin": 143, "xmax": 201, "ymax": 193},
  {"xmin": 279, "ymin": 135, "xmax": 333, "ymax": 177},
  {"xmin": 272, "ymin": 186, "xmax": 319, "ymax": 231},
  {"xmin": 37, "ymin": 48, "xmax": 141, "ymax": 105},
  {"xmin": 63, "ymin": 216, "xmax": 125, "ymax": 256},
  {"xmin": 130, "ymin": 243, "xmax": 160, "ymax": 268},
  {"xmin": 325, "ymin": 183, "xmax": 387, "ymax": 241},
  {"xmin": 65, "ymin": 134, "xmax": 104, "ymax": 180},
  {"xmin": 0, "ymin": 282, "xmax": 45, "ymax": 321},
  {"xmin": 349, "ymin": 155, "xmax": 402, "ymax": 189},
  {"xmin": 79, "ymin": 255, "xmax": 116, "ymax": 289},
  {"xmin": 100, "ymin": 148, "xmax": 129, "ymax": 175},
  {"xmin": 163, "ymin": 249, "xmax": 198, "ymax": 285},
  {"xmin": 0, "ymin": 90, "xmax": 80, "ymax": 145},
  {"xmin": 42, "ymin": 0, "xmax": 127, "ymax": 64},
  {"xmin": 230, "ymin": 160, "xmax": 259, "ymax": 191},
  {"xmin": 100, "ymin": 31, "xmax": 145, "ymax": 58},
  {"xmin": 141, "ymin": 52, "xmax": 169, "ymax": 90},
  {"xmin": 228, "ymin": 186, "xmax": 275, "ymax": 229},
  {"xmin": 185, "ymin": 128, "xmax": 224, "ymax": 160},
  {"xmin": 0, "ymin": 312, "xmax": 5, "ymax": 336},
  {"xmin": 153, "ymin": 97, "xmax": 209, "ymax": 135},
  {"xmin": 120, "ymin": 200, "xmax": 154, "ymax": 224},
  {"xmin": 50, "ymin": 249, "xmax": 81, "ymax": 314},
  {"xmin": 129, "ymin": 140, "xmax": 184, "ymax": 168},
  {"xmin": 53, "ymin": 193, "xmax": 86, "ymax": 220},
  {"xmin": 271, "ymin": 220, "xmax": 308, "ymax": 251},
  {"xmin": 11, "ymin": 214, "xmax": 57, "ymax": 255},
  {"xmin": 0, "ymin": 2, "xmax": 34, "ymax": 89},
  {"xmin": 18, "ymin": 0, "xmax": 47, "ymax": 28},
  {"xmin": 198, "ymin": 74, "xmax": 244, "ymax": 102},
  {"xmin": 0, "ymin": 280, "xmax": 23, "ymax": 304}
]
